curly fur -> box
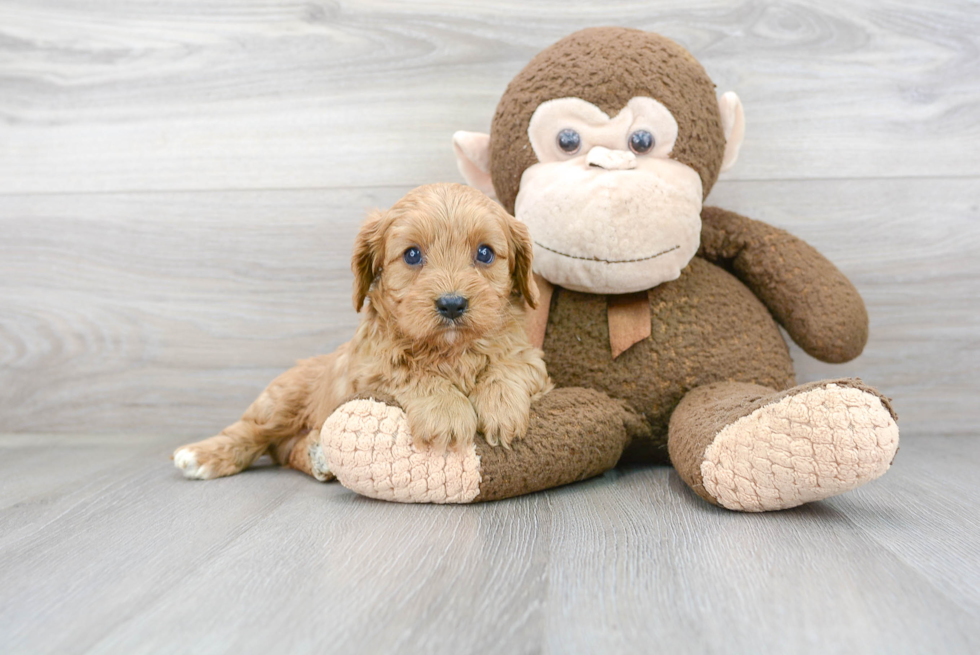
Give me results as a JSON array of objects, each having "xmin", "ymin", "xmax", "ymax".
[{"xmin": 173, "ymin": 183, "xmax": 552, "ymax": 480}]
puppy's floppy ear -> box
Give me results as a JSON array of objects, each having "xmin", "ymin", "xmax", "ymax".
[
  {"xmin": 507, "ymin": 216, "xmax": 539, "ymax": 309},
  {"xmin": 352, "ymin": 209, "xmax": 388, "ymax": 312}
]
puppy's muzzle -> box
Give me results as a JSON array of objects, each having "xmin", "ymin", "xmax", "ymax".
[{"xmin": 435, "ymin": 294, "xmax": 468, "ymax": 321}]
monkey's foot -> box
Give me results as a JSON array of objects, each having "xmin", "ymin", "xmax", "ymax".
[
  {"xmin": 319, "ymin": 388, "xmax": 630, "ymax": 503},
  {"xmin": 674, "ymin": 379, "xmax": 900, "ymax": 512}
]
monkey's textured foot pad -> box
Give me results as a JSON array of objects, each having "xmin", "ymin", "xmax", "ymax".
[
  {"xmin": 320, "ymin": 399, "xmax": 481, "ymax": 503},
  {"xmin": 700, "ymin": 383, "xmax": 899, "ymax": 512}
]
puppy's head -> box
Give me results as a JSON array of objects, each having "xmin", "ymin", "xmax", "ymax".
[{"xmin": 352, "ymin": 183, "xmax": 537, "ymax": 347}]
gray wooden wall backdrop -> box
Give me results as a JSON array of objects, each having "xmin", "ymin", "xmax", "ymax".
[{"xmin": 1, "ymin": 0, "xmax": 978, "ymax": 439}]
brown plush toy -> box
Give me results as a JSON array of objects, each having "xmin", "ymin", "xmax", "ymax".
[{"xmin": 314, "ymin": 27, "xmax": 899, "ymax": 511}]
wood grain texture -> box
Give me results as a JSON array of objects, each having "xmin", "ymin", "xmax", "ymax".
[
  {"xmin": 0, "ymin": 0, "xmax": 978, "ymax": 193},
  {"xmin": 2, "ymin": 178, "xmax": 976, "ymax": 437},
  {"xmin": 0, "ymin": 433, "xmax": 977, "ymax": 654}
]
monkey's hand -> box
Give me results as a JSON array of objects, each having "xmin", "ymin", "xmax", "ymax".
[{"xmin": 699, "ymin": 206, "xmax": 869, "ymax": 364}]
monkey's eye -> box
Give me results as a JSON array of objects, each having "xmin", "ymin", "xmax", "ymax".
[
  {"xmin": 557, "ymin": 129, "xmax": 581, "ymax": 154},
  {"xmin": 403, "ymin": 247, "xmax": 423, "ymax": 266},
  {"xmin": 629, "ymin": 130, "xmax": 655, "ymax": 154},
  {"xmin": 475, "ymin": 244, "xmax": 495, "ymax": 265}
]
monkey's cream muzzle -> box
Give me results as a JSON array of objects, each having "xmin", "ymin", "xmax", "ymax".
[
  {"xmin": 515, "ymin": 156, "xmax": 702, "ymax": 294},
  {"xmin": 453, "ymin": 92, "xmax": 745, "ymax": 296},
  {"xmin": 514, "ymin": 96, "xmax": 702, "ymax": 294}
]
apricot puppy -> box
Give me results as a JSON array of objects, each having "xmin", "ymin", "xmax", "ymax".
[{"xmin": 174, "ymin": 183, "xmax": 553, "ymax": 480}]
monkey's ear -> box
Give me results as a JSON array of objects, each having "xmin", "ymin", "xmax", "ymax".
[
  {"xmin": 507, "ymin": 218, "xmax": 539, "ymax": 309},
  {"xmin": 452, "ymin": 131, "xmax": 497, "ymax": 200},
  {"xmin": 718, "ymin": 92, "xmax": 745, "ymax": 173},
  {"xmin": 351, "ymin": 210, "xmax": 387, "ymax": 312}
]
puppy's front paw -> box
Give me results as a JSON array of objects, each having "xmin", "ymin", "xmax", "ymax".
[
  {"xmin": 404, "ymin": 392, "xmax": 478, "ymax": 452},
  {"xmin": 470, "ymin": 379, "xmax": 531, "ymax": 448}
]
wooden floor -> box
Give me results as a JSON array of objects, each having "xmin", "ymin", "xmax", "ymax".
[{"xmin": 0, "ymin": 434, "xmax": 978, "ymax": 654}]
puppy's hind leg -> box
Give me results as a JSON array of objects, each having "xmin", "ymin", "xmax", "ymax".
[
  {"xmin": 268, "ymin": 429, "xmax": 335, "ymax": 482},
  {"xmin": 173, "ymin": 420, "xmax": 273, "ymax": 481},
  {"xmin": 173, "ymin": 359, "xmax": 324, "ymax": 480}
]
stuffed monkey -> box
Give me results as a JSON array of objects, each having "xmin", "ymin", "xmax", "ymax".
[{"xmin": 312, "ymin": 27, "xmax": 899, "ymax": 511}]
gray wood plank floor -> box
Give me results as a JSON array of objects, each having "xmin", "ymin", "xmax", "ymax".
[{"xmin": 0, "ymin": 434, "xmax": 977, "ymax": 654}]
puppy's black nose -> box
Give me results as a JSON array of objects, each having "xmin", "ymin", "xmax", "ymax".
[{"xmin": 435, "ymin": 294, "xmax": 468, "ymax": 320}]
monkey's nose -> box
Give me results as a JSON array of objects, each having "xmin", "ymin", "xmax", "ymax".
[
  {"xmin": 435, "ymin": 294, "xmax": 468, "ymax": 320},
  {"xmin": 587, "ymin": 146, "xmax": 637, "ymax": 170}
]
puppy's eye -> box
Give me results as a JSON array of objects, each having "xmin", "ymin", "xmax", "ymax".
[
  {"xmin": 557, "ymin": 129, "xmax": 581, "ymax": 154},
  {"xmin": 475, "ymin": 244, "xmax": 495, "ymax": 265},
  {"xmin": 403, "ymin": 247, "xmax": 423, "ymax": 266},
  {"xmin": 629, "ymin": 130, "xmax": 654, "ymax": 154}
]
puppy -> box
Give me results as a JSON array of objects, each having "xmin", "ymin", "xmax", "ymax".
[{"xmin": 174, "ymin": 183, "xmax": 553, "ymax": 480}]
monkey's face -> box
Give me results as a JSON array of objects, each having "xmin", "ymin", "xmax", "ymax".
[
  {"xmin": 453, "ymin": 29, "xmax": 745, "ymax": 295},
  {"xmin": 514, "ymin": 97, "xmax": 703, "ymax": 294}
]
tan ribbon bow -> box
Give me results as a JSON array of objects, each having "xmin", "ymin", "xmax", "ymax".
[{"xmin": 526, "ymin": 274, "xmax": 651, "ymax": 359}]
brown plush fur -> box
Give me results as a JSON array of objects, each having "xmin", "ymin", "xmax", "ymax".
[
  {"xmin": 473, "ymin": 387, "xmax": 633, "ymax": 501},
  {"xmin": 699, "ymin": 206, "xmax": 869, "ymax": 363},
  {"xmin": 542, "ymin": 255, "xmax": 798, "ymax": 464},
  {"xmin": 489, "ymin": 27, "xmax": 727, "ymax": 214},
  {"xmin": 174, "ymin": 183, "xmax": 552, "ymax": 480},
  {"xmin": 534, "ymin": 205, "xmax": 869, "ymax": 465}
]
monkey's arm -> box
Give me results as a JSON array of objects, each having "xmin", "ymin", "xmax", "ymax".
[{"xmin": 698, "ymin": 206, "xmax": 868, "ymax": 363}]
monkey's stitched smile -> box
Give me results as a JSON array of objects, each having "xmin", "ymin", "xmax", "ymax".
[{"xmin": 534, "ymin": 242, "xmax": 680, "ymax": 264}]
